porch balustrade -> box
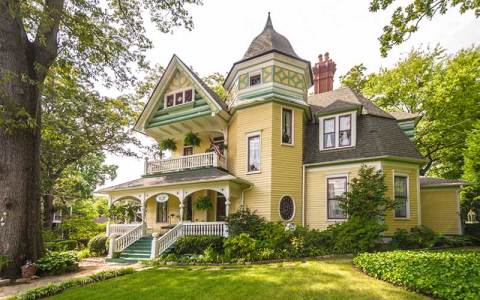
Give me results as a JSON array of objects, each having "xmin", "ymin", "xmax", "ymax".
[
  {"xmin": 107, "ymin": 223, "xmax": 141, "ymax": 236},
  {"xmin": 150, "ymin": 221, "xmax": 228, "ymax": 258},
  {"xmin": 107, "ymin": 223, "xmax": 145, "ymax": 258},
  {"xmin": 144, "ymin": 152, "xmax": 226, "ymax": 175}
]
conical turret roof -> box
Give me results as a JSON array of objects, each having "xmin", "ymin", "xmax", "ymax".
[{"xmin": 243, "ymin": 13, "xmax": 299, "ymax": 59}]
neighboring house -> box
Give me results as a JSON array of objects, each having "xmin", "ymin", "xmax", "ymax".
[{"xmin": 98, "ymin": 14, "xmax": 467, "ymax": 259}]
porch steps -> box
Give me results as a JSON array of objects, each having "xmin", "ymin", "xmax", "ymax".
[{"xmin": 118, "ymin": 237, "xmax": 152, "ymax": 262}]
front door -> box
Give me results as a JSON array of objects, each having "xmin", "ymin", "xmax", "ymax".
[
  {"xmin": 184, "ymin": 195, "xmax": 193, "ymax": 221},
  {"xmin": 216, "ymin": 192, "xmax": 226, "ymax": 221}
]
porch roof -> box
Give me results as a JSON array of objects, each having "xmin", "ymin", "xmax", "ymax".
[{"xmin": 97, "ymin": 168, "xmax": 251, "ymax": 193}]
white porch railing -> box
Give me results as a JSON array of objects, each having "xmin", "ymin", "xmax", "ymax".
[
  {"xmin": 108, "ymin": 223, "xmax": 145, "ymax": 258},
  {"xmin": 145, "ymin": 152, "xmax": 226, "ymax": 175},
  {"xmin": 150, "ymin": 222, "xmax": 228, "ymax": 258},
  {"xmin": 107, "ymin": 223, "xmax": 141, "ymax": 236}
]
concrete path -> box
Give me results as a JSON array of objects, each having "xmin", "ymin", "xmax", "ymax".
[{"xmin": 0, "ymin": 258, "xmax": 140, "ymax": 299}]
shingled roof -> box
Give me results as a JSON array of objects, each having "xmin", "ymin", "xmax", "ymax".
[
  {"xmin": 304, "ymin": 114, "xmax": 424, "ymax": 164},
  {"xmin": 97, "ymin": 168, "xmax": 249, "ymax": 193},
  {"xmin": 243, "ymin": 13, "xmax": 299, "ymax": 60},
  {"xmin": 420, "ymin": 177, "xmax": 470, "ymax": 187},
  {"xmin": 308, "ymin": 87, "xmax": 394, "ymax": 119}
]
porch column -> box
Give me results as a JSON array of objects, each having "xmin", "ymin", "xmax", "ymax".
[
  {"xmin": 179, "ymin": 197, "xmax": 185, "ymax": 223},
  {"xmin": 106, "ymin": 196, "xmax": 112, "ymax": 236},
  {"xmin": 225, "ymin": 197, "xmax": 231, "ymax": 218},
  {"xmin": 141, "ymin": 199, "xmax": 147, "ymax": 235}
]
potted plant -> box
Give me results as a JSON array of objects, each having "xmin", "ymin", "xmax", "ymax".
[
  {"xmin": 194, "ymin": 196, "xmax": 213, "ymax": 210},
  {"xmin": 184, "ymin": 132, "xmax": 201, "ymax": 147},
  {"xmin": 21, "ymin": 260, "xmax": 36, "ymax": 278},
  {"xmin": 160, "ymin": 138, "xmax": 177, "ymax": 151}
]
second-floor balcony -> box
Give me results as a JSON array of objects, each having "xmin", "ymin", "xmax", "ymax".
[{"xmin": 144, "ymin": 152, "xmax": 227, "ymax": 175}]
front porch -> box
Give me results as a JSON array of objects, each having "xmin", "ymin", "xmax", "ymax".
[{"xmin": 99, "ymin": 168, "xmax": 251, "ymax": 260}]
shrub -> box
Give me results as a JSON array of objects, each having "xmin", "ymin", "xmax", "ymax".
[
  {"xmin": 88, "ymin": 233, "xmax": 108, "ymax": 256},
  {"xmin": 389, "ymin": 225, "xmax": 436, "ymax": 249},
  {"xmin": 36, "ymin": 251, "xmax": 79, "ymax": 275},
  {"xmin": 59, "ymin": 217, "xmax": 104, "ymax": 246},
  {"xmin": 15, "ymin": 268, "xmax": 134, "ymax": 300},
  {"xmin": 322, "ymin": 217, "xmax": 387, "ymax": 254},
  {"xmin": 465, "ymin": 223, "xmax": 480, "ymax": 244},
  {"xmin": 224, "ymin": 233, "xmax": 258, "ymax": 261},
  {"xmin": 226, "ymin": 208, "xmax": 266, "ymax": 239},
  {"xmin": 54, "ymin": 240, "xmax": 78, "ymax": 251},
  {"xmin": 173, "ymin": 236, "xmax": 225, "ymax": 255},
  {"xmin": 354, "ymin": 250, "xmax": 480, "ymax": 300}
]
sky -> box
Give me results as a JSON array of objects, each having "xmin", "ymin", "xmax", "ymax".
[{"xmin": 99, "ymin": 0, "xmax": 479, "ymax": 190}]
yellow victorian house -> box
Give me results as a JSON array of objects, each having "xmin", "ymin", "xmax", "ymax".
[{"xmin": 99, "ymin": 14, "xmax": 467, "ymax": 260}]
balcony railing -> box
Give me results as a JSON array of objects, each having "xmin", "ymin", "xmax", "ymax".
[{"xmin": 145, "ymin": 152, "xmax": 226, "ymax": 175}]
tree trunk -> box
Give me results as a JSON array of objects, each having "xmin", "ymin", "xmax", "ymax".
[
  {"xmin": 0, "ymin": 3, "xmax": 43, "ymax": 278},
  {"xmin": 43, "ymin": 194, "xmax": 55, "ymax": 230}
]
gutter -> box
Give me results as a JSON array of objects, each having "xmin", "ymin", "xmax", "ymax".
[{"xmin": 302, "ymin": 164, "xmax": 306, "ymax": 226}]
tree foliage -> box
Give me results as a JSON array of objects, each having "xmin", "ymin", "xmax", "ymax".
[
  {"xmin": 341, "ymin": 47, "xmax": 480, "ymax": 177},
  {"xmin": 369, "ymin": 0, "xmax": 480, "ymax": 56},
  {"xmin": 203, "ymin": 72, "xmax": 227, "ymax": 101},
  {"xmin": 338, "ymin": 165, "xmax": 396, "ymax": 221}
]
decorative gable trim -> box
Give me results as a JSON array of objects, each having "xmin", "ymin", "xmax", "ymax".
[{"xmin": 134, "ymin": 55, "xmax": 227, "ymax": 134}]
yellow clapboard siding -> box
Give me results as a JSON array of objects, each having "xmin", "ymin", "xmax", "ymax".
[
  {"xmin": 382, "ymin": 161, "xmax": 421, "ymax": 235},
  {"xmin": 228, "ymin": 102, "xmax": 273, "ymax": 219},
  {"xmin": 421, "ymin": 188, "xmax": 460, "ymax": 235},
  {"xmin": 304, "ymin": 162, "xmax": 380, "ymax": 230},
  {"xmin": 270, "ymin": 102, "xmax": 304, "ymax": 223}
]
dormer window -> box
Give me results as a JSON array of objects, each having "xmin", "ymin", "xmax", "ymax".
[
  {"xmin": 165, "ymin": 88, "xmax": 194, "ymax": 108},
  {"xmin": 249, "ymin": 74, "xmax": 261, "ymax": 86},
  {"xmin": 319, "ymin": 111, "xmax": 357, "ymax": 150}
]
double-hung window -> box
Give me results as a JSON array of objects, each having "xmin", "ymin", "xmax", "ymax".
[
  {"xmin": 327, "ymin": 177, "xmax": 347, "ymax": 219},
  {"xmin": 247, "ymin": 134, "xmax": 261, "ymax": 172},
  {"xmin": 323, "ymin": 118, "xmax": 335, "ymax": 149},
  {"xmin": 320, "ymin": 112, "xmax": 356, "ymax": 150},
  {"xmin": 281, "ymin": 108, "xmax": 293, "ymax": 145},
  {"xmin": 394, "ymin": 175, "xmax": 408, "ymax": 218},
  {"xmin": 339, "ymin": 115, "xmax": 352, "ymax": 146}
]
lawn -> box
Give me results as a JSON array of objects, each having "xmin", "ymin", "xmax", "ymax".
[{"xmin": 47, "ymin": 258, "xmax": 427, "ymax": 300}]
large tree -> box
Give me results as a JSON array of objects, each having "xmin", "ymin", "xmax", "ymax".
[
  {"xmin": 369, "ymin": 0, "xmax": 479, "ymax": 56},
  {"xmin": 40, "ymin": 65, "xmax": 141, "ymax": 229},
  {"xmin": 0, "ymin": 0, "xmax": 201, "ymax": 278},
  {"xmin": 341, "ymin": 47, "xmax": 480, "ymax": 177}
]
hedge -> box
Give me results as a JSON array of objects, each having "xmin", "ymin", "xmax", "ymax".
[
  {"xmin": 12, "ymin": 268, "xmax": 135, "ymax": 300},
  {"xmin": 353, "ymin": 250, "xmax": 480, "ymax": 300},
  {"xmin": 173, "ymin": 236, "xmax": 225, "ymax": 255}
]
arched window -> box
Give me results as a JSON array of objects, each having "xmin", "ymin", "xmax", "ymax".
[{"xmin": 279, "ymin": 196, "xmax": 295, "ymax": 221}]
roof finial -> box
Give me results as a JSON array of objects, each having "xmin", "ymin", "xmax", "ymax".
[{"xmin": 265, "ymin": 12, "xmax": 273, "ymax": 29}]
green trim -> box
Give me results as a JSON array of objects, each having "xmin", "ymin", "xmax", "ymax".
[
  {"xmin": 420, "ymin": 185, "xmax": 464, "ymax": 190},
  {"xmin": 146, "ymin": 110, "xmax": 211, "ymax": 128},
  {"xmin": 304, "ymin": 155, "xmax": 425, "ymax": 168}
]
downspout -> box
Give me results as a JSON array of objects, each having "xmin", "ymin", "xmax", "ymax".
[
  {"xmin": 302, "ymin": 165, "xmax": 306, "ymax": 226},
  {"xmin": 241, "ymin": 185, "xmax": 253, "ymax": 209}
]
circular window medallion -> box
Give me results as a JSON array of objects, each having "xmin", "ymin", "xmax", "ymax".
[{"xmin": 279, "ymin": 196, "xmax": 295, "ymax": 221}]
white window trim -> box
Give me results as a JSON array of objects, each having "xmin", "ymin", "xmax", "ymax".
[
  {"xmin": 164, "ymin": 87, "xmax": 195, "ymax": 109},
  {"xmin": 248, "ymin": 71, "xmax": 262, "ymax": 87},
  {"xmin": 319, "ymin": 111, "xmax": 357, "ymax": 151},
  {"xmin": 278, "ymin": 195, "xmax": 296, "ymax": 221},
  {"xmin": 246, "ymin": 131, "xmax": 262, "ymax": 174},
  {"xmin": 326, "ymin": 173, "xmax": 349, "ymax": 221},
  {"xmin": 183, "ymin": 145, "xmax": 194, "ymax": 156},
  {"xmin": 280, "ymin": 106, "xmax": 295, "ymax": 146},
  {"xmin": 392, "ymin": 171, "xmax": 410, "ymax": 219}
]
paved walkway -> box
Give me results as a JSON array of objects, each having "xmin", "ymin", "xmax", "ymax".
[{"xmin": 0, "ymin": 258, "xmax": 140, "ymax": 299}]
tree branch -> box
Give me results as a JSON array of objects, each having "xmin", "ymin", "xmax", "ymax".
[{"xmin": 32, "ymin": 0, "xmax": 65, "ymax": 82}]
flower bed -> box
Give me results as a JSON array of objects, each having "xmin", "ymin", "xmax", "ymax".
[{"xmin": 353, "ymin": 250, "xmax": 480, "ymax": 300}]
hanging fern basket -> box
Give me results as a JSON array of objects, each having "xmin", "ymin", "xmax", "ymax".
[
  {"xmin": 184, "ymin": 132, "xmax": 201, "ymax": 147},
  {"xmin": 160, "ymin": 138, "xmax": 177, "ymax": 151},
  {"xmin": 194, "ymin": 196, "xmax": 213, "ymax": 210}
]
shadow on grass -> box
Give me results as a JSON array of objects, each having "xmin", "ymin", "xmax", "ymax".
[{"xmin": 47, "ymin": 261, "xmax": 428, "ymax": 300}]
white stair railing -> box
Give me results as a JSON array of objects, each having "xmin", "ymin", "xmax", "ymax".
[
  {"xmin": 108, "ymin": 223, "xmax": 144, "ymax": 258},
  {"xmin": 150, "ymin": 222, "xmax": 228, "ymax": 258},
  {"xmin": 151, "ymin": 223, "xmax": 183, "ymax": 258},
  {"xmin": 107, "ymin": 223, "xmax": 141, "ymax": 236}
]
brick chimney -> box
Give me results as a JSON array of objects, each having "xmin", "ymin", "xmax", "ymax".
[{"xmin": 312, "ymin": 52, "xmax": 336, "ymax": 94}]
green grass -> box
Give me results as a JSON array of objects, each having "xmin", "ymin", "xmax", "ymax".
[{"xmin": 47, "ymin": 258, "xmax": 427, "ymax": 300}]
